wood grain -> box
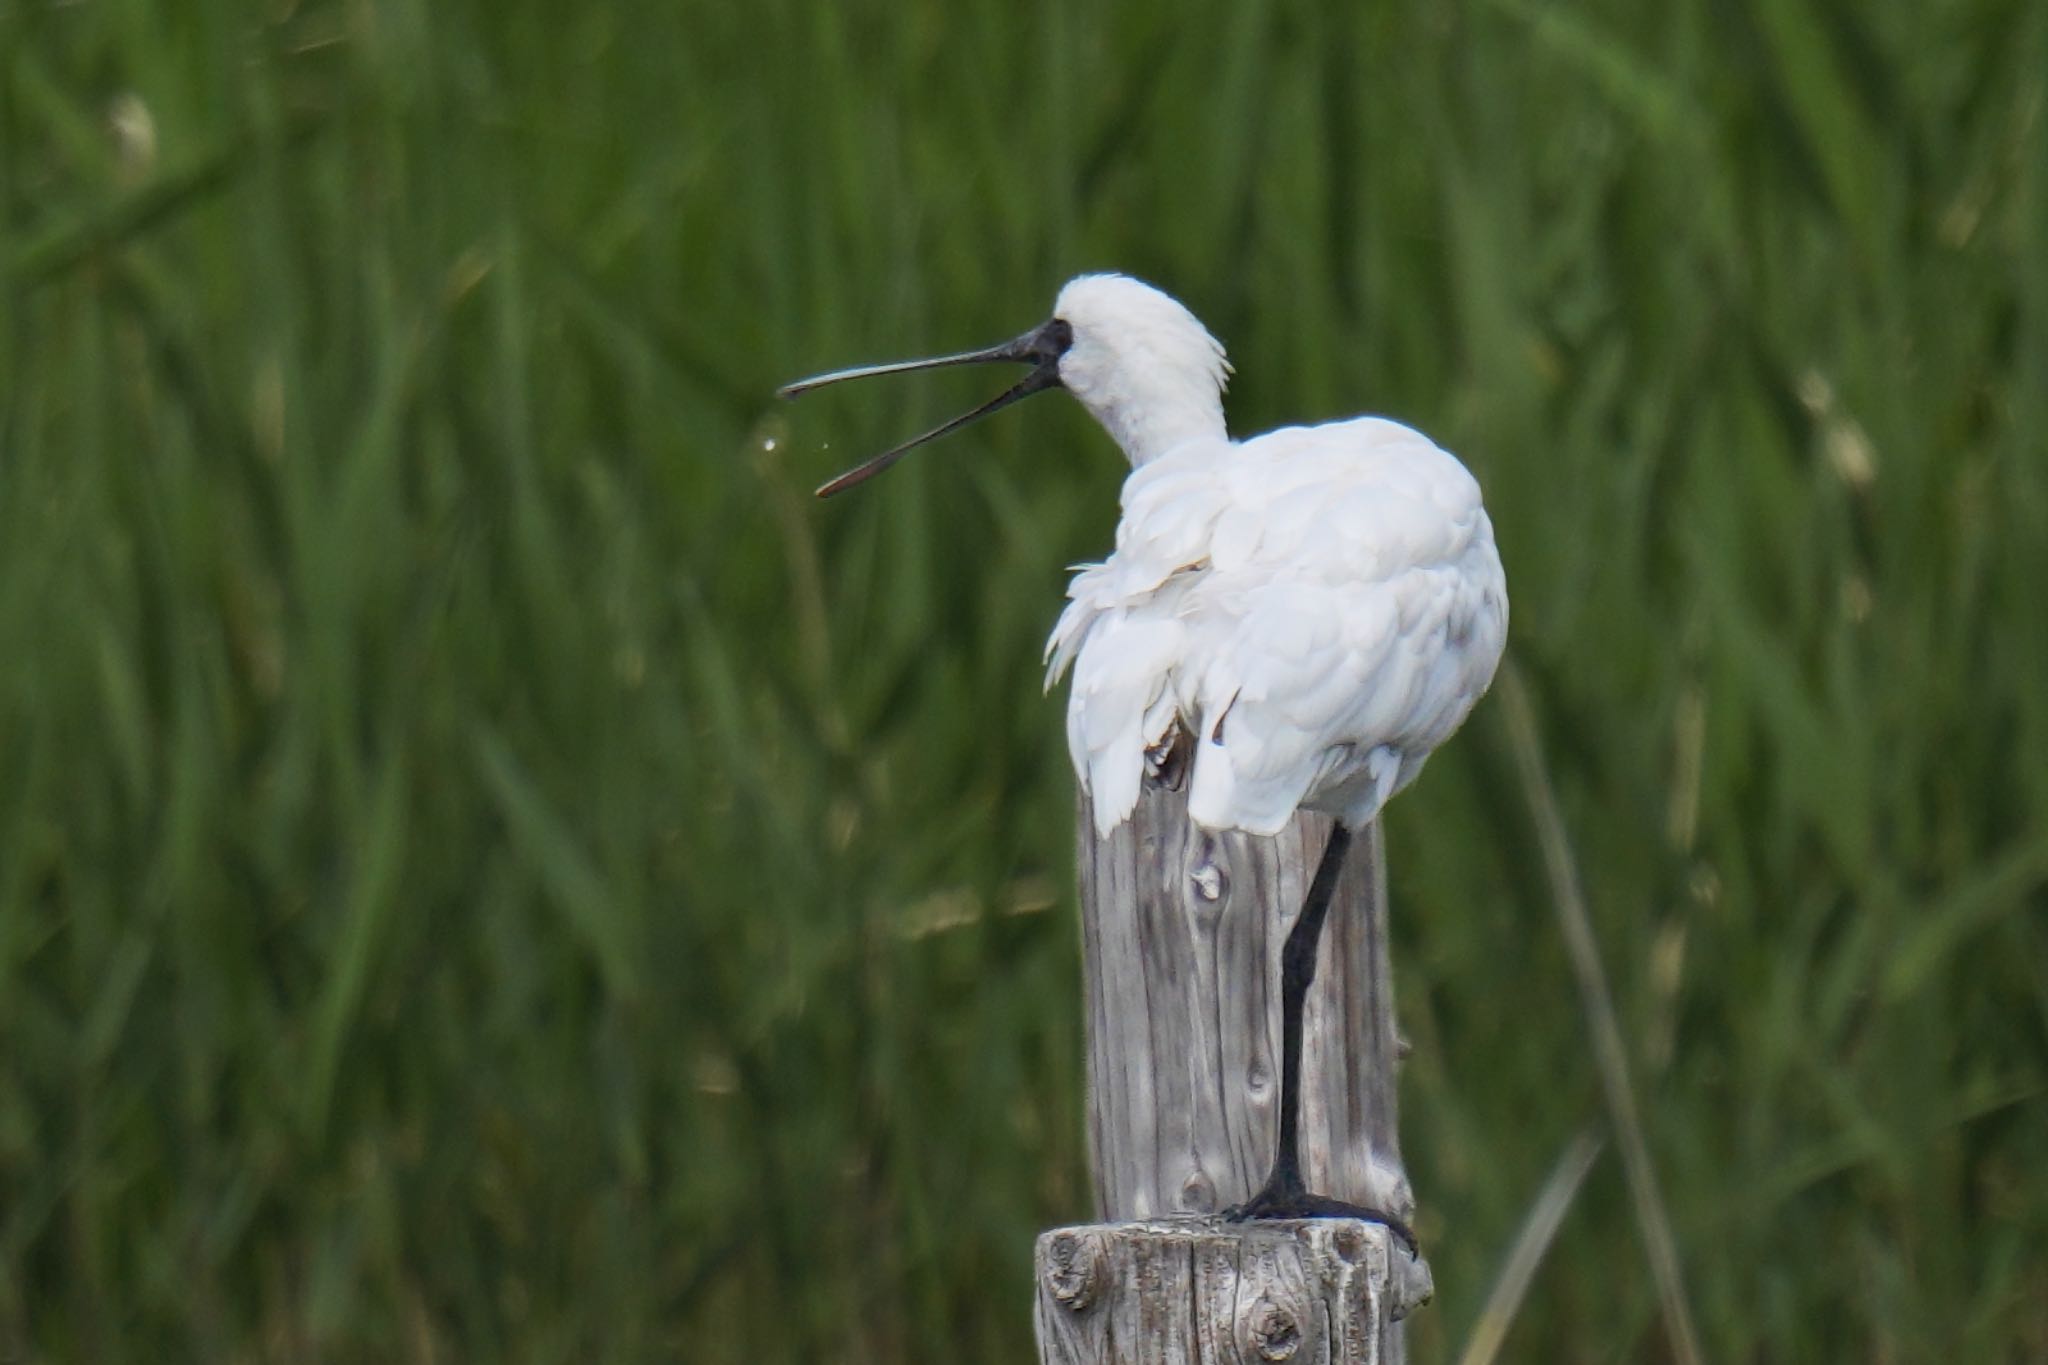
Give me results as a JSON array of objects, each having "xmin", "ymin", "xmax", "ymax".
[
  {"xmin": 1075, "ymin": 785, "xmax": 1411, "ymax": 1224},
  {"xmin": 1034, "ymin": 1219, "xmax": 1432, "ymax": 1365}
]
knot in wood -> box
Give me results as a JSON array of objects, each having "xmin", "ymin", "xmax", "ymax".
[
  {"xmin": 1245, "ymin": 1295, "xmax": 1302, "ymax": 1360},
  {"xmin": 1184, "ymin": 832, "xmax": 1232, "ymax": 911},
  {"xmin": 1042, "ymin": 1230, "xmax": 1105, "ymax": 1312}
]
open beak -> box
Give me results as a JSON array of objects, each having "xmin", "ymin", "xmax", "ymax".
[{"xmin": 778, "ymin": 317, "xmax": 1073, "ymax": 497}]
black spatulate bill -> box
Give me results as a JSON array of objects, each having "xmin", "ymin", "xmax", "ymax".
[{"xmin": 778, "ymin": 318, "xmax": 1073, "ymax": 498}]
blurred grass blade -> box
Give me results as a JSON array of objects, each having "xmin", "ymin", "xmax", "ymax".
[
  {"xmin": 1499, "ymin": 661, "xmax": 1708, "ymax": 1365},
  {"xmin": 7, "ymin": 117, "xmax": 321, "ymax": 290},
  {"xmin": 1483, "ymin": 0, "xmax": 1707, "ymax": 146},
  {"xmin": 302, "ymin": 752, "xmax": 412, "ymax": 1139},
  {"xmin": 1455, "ymin": 1126, "xmax": 1605, "ymax": 1365},
  {"xmin": 1747, "ymin": 1074, "xmax": 2043, "ymax": 1211},
  {"xmin": 473, "ymin": 724, "xmax": 642, "ymax": 1003},
  {"xmin": 1745, "ymin": 0, "xmax": 1885, "ymax": 254},
  {"xmin": 1883, "ymin": 834, "xmax": 2048, "ymax": 1001},
  {"xmin": 79, "ymin": 933, "xmax": 154, "ymax": 1068}
]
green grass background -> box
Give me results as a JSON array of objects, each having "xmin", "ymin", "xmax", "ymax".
[{"xmin": 4, "ymin": 0, "xmax": 2046, "ymax": 1359}]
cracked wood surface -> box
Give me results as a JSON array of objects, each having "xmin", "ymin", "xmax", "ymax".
[
  {"xmin": 1034, "ymin": 1219, "xmax": 1432, "ymax": 1365},
  {"xmin": 1037, "ymin": 784, "xmax": 1426, "ymax": 1364}
]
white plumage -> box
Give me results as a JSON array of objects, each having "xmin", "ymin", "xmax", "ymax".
[
  {"xmin": 1038, "ymin": 275, "xmax": 1507, "ymax": 839},
  {"xmin": 784, "ymin": 270, "xmax": 1508, "ymax": 1237},
  {"xmin": 784, "ymin": 271, "xmax": 1506, "ymax": 842}
]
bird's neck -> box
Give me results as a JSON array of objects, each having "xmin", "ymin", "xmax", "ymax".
[{"xmin": 1085, "ymin": 382, "xmax": 1229, "ymax": 467}]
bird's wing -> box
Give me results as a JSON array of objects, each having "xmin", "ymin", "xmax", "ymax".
[
  {"xmin": 1049, "ymin": 419, "xmax": 1506, "ymax": 838},
  {"xmin": 1180, "ymin": 421, "xmax": 1507, "ymax": 834},
  {"xmin": 1044, "ymin": 439, "xmax": 1237, "ymax": 833},
  {"xmin": 1182, "ymin": 558, "xmax": 1503, "ymax": 835},
  {"xmin": 1043, "ymin": 443, "xmax": 1230, "ymax": 673}
]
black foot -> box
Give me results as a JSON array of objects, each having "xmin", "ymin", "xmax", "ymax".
[{"xmin": 1224, "ymin": 1184, "xmax": 1419, "ymax": 1258}]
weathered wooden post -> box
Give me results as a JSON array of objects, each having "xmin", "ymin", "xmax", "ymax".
[{"xmin": 1034, "ymin": 782, "xmax": 1434, "ymax": 1365}]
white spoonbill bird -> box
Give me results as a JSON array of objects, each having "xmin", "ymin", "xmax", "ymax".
[{"xmin": 780, "ymin": 273, "xmax": 1507, "ymax": 1244}]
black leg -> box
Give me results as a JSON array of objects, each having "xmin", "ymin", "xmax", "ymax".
[
  {"xmin": 1269, "ymin": 822, "xmax": 1351, "ymax": 1198},
  {"xmin": 1225, "ymin": 823, "xmax": 1418, "ymax": 1256}
]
